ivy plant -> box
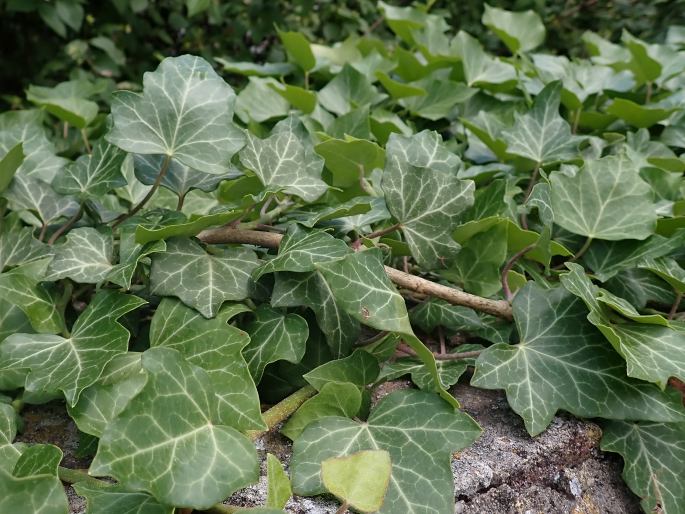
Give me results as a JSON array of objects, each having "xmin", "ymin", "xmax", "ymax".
[{"xmin": 2, "ymin": 3, "xmax": 685, "ymax": 513}]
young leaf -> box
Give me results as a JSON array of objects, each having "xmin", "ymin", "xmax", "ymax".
[
  {"xmin": 265, "ymin": 454, "xmax": 292, "ymax": 509},
  {"xmin": 482, "ymin": 4, "xmax": 546, "ymax": 54},
  {"xmin": 277, "ymin": 30, "xmax": 315, "ymax": 72},
  {"xmin": 291, "ymin": 389, "xmax": 481, "ymax": 514},
  {"xmin": 26, "ymin": 79, "xmax": 99, "ymax": 128},
  {"xmin": 601, "ymin": 421, "xmax": 685, "ymax": 514},
  {"xmin": 501, "ymin": 81, "xmax": 583, "ymax": 165},
  {"xmin": 90, "ymin": 347, "xmax": 259, "ymax": 509},
  {"xmin": 0, "ymin": 291, "xmax": 145, "ymax": 406},
  {"xmin": 318, "ymin": 64, "xmax": 386, "ymax": 116},
  {"xmin": 149, "ymin": 299, "xmax": 265, "ymax": 431},
  {"xmin": 46, "ymin": 227, "xmax": 114, "ymax": 283},
  {"xmin": 381, "ymin": 130, "xmax": 475, "ymax": 269},
  {"xmin": 150, "ymin": 237, "xmax": 259, "ymax": 318},
  {"xmin": 73, "ymin": 482, "xmax": 174, "ymax": 514},
  {"xmin": 242, "ymin": 305, "xmax": 308, "ymax": 383},
  {"xmin": 472, "ymin": 282, "xmax": 685, "ymax": 436},
  {"xmin": 239, "ymin": 116, "xmax": 328, "ymax": 202},
  {"xmin": 52, "ymin": 140, "xmax": 126, "ymax": 200},
  {"xmin": 314, "ymin": 136, "xmax": 385, "ymax": 188},
  {"xmin": 321, "ymin": 450, "xmax": 392, "ymax": 513},
  {"xmin": 106, "ymin": 55, "xmax": 244, "ymax": 174}
]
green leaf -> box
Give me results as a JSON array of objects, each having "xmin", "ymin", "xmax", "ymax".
[
  {"xmin": 375, "ymin": 71, "xmax": 426, "ymax": 99},
  {"xmin": 186, "ymin": 0, "xmax": 209, "ymax": 17},
  {"xmin": 53, "ymin": 140, "xmax": 126, "ymax": 200},
  {"xmin": 0, "ymin": 142, "xmax": 24, "ymax": 193},
  {"xmin": 265, "ymin": 454, "xmax": 292, "ymax": 509},
  {"xmin": 381, "ymin": 130, "xmax": 474, "ymax": 269},
  {"xmin": 0, "ymin": 227, "xmax": 50, "ymax": 272},
  {"xmin": 0, "ymin": 444, "xmax": 68, "ymax": 514},
  {"xmin": 253, "ymin": 226, "xmax": 349, "ymax": 280},
  {"xmin": 304, "ymin": 350, "xmax": 380, "ymax": 391},
  {"xmin": 561, "ymin": 263, "xmax": 685, "ymax": 389},
  {"xmin": 379, "ymin": 352, "xmax": 476, "ymax": 390},
  {"xmin": 638, "ymin": 257, "xmax": 685, "ymax": 293},
  {"xmin": 239, "ymin": 116, "xmax": 328, "ymax": 202},
  {"xmin": 90, "ymin": 347, "xmax": 259, "ymax": 509},
  {"xmin": 149, "ymin": 299, "xmax": 265, "ymax": 431},
  {"xmin": 551, "ymin": 154, "xmax": 657, "ymax": 240},
  {"xmin": 454, "ymin": 31, "xmax": 518, "ymax": 89},
  {"xmin": 150, "ymin": 237, "xmax": 259, "ymax": 318},
  {"xmin": 606, "ymin": 98, "xmax": 675, "ymax": 128},
  {"xmin": 0, "ymin": 291, "xmax": 145, "ymax": 406},
  {"xmin": 281, "ymin": 382, "xmax": 361, "ymax": 440},
  {"xmin": 134, "ymin": 210, "xmax": 241, "ymax": 244},
  {"xmin": 410, "ymin": 298, "xmax": 483, "ymax": 333},
  {"xmin": 67, "ymin": 352, "xmax": 147, "ymax": 437},
  {"xmin": 242, "ymin": 305, "xmax": 308, "ymax": 383},
  {"xmin": 0, "ymin": 260, "xmax": 64, "ymax": 334},
  {"xmin": 27, "ymin": 80, "xmax": 99, "ymax": 128},
  {"xmin": 291, "ymin": 389, "xmax": 481, "ymax": 514},
  {"xmin": 46, "ymin": 227, "xmax": 114, "ymax": 283},
  {"xmin": 0, "ymin": 403, "xmax": 21, "ymax": 471},
  {"xmin": 106, "ymin": 55, "xmax": 244, "ymax": 174},
  {"xmin": 601, "ymin": 421, "xmax": 685, "ymax": 514},
  {"xmin": 482, "ymin": 4, "xmax": 545, "ymax": 54},
  {"xmin": 315, "ymin": 136, "xmax": 385, "ymax": 188},
  {"xmin": 277, "ymin": 30, "xmax": 315, "ymax": 72},
  {"xmin": 501, "ymin": 81, "xmax": 583, "ymax": 165},
  {"xmin": 73, "ymin": 482, "xmax": 174, "ymax": 514},
  {"xmin": 215, "ymin": 58, "xmax": 294, "ymax": 77},
  {"xmin": 318, "ymin": 64, "xmax": 386, "ymax": 116},
  {"xmin": 322, "ymin": 450, "xmax": 391, "ymax": 513},
  {"xmin": 268, "ymin": 82, "xmax": 317, "ymax": 114},
  {"xmin": 622, "ymin": 30, "xmax": 663, "ymax": 84},
  {"xmin": 400, "ymin": 76, "xmax": 476, "ymax": 121},
  {"xmin": 107, "ymin": 226, "xmax": 166, "ymax": 289},
  {"xmin": 272, "ymin": 271, "xmax": 360, "ymax": 357},
  {"xmin": 5, "ymin": 174, "xmax": 78, "ymax": 227},
  {"xmin": 235, "ymin": 77, "xmax": 290, "ymax": 124},
  {"xmin": 472, "ymin": 282, "xmax": 685, "ymax": 436}
]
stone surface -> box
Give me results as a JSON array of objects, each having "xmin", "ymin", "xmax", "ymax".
[{"xmin": 15, "ymin": 383, "xmax": 640, "ymax": 513}]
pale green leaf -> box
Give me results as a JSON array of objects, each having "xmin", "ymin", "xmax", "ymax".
[
  {"xmin": 0, "ymin": 291, "xmax": 145, "ymax": 406},
  {"xmin": 149, "ymin": 299, "xmax": 265, "ymax": 431},
  {"xmin": 0, "ymin": 403, "xmax": 21, "ymax": 471},
  {"xmin": 291, "ymin": 389, "xmax": 481, "ymax": 514},
  {"xmin": 322, "ymin": 450, "xmax": 391, "ymax": 513},
  {"xmin": 314, "ymin": 136, "xmax": 385, "ymax": 188},
  {"xmin": 73, "ymin": 482, "xmax": 174, "ymax": 514},
  {"xmin": 46, "ymin": 227, "xmax": 114, "ymax": 283},
  {"xmin": 381, "ymin": 130, "xmax": 474, "ymax": 269},
  {"xmin": 472, "ymin": 282, "xmax": 685, "ymax": 436},
  {"xmin": 265, "ymin": 454, "xmax": 292, "ymax": 510},
  {"xmin": 304, "ymin": 350, "xmax": 379, "ymax": 391},
  {"xmin": 277, "ymin": 30, "xmax": 315, "ymax": 71},
  {"xmin": 106, "ymin": 55, "xmax": 244, "ymax": 174},
  {"xmin": 0, "ymin": 142, "xmax": 24, "ymax": 193},
  {"xmin": 134, "ymin": 210, "xmax": 241, "ymax": 244},
  {"xmin": 5, "ymin": 174, "xmax": 78, "ymax": 227},
  {"xmin": 27, "ymin": 80, "xmax": 99, "ymax": 128},
  {"xmin": 318, "ymin": 64, "xmax": 386, "ymax": 116},
  {"xmin": 235, "ymin": 77, "xmax": 290, "ymax": 124},
  {"xmin": 90, "ymin": 347, "xmax": 259, "ymax": 509},
  {"xmin": 0, "ymin": 227, "xmax": 50, "ymax": 272},
  {"xmin": 242, "ymin": 306, "xmax": 308, "ymax": 383},
  {"xmin": 482, "ymin": 4, "xmax": 545, "ymax": 53},
  {"xmin": 150, "ymin": 237, "xmax": 259, "ymax": 318},
  {"xmin": 550, "ymin": 154, "xmax": 657, "ymax": 240}
]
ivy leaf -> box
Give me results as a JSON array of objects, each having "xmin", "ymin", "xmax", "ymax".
[
  {"xmin": 5, "ymin": 174, "xmax": 78, "ymax": 228},
  {"xmin": 106, "ymin": 55, "xmax": 244, "ymax": 174},
  {"xmin": 149, "ymin": 299, "xmax": 265, "ymax": 431},
  {"xmin": 291, "ymin": 389, "xmax": 481, "ymax": 514},
  {"xmin": 399, "ymin": 77, "xmax": 476, "ymax": 121},
  {"xmin": 471, "ymin": 282, "xmax": 685, "ymax": 436},
  {"xmin": 242, "ymin": 305, "xmax": 308, "ymax": 383},
  {"xmin": 638, "ymin": 257, "xmax": 685, "ymax": 292},
  {"xmin": 303, "ymin": 350, "xmax": 380, "ymax": 391},
  {"xmin": 318, "ymin": 64, "xmax": 386, "ymax": 116},
  {"xmin": 107, "ymin": 228, "xmax": 166, "ymax": 289},
  {"xmin": 272, "ymin": 271, "xmax": 360, "ymax": 357},
  {"xmin": 26, "ymin": 79, "xmax": 99, "ymax": 128},
  {"xmin": 381, "ymin": 130, "xmax": 475, "ymax": 269},
  {"xmin": 501, "ymin": 82, "xmax": 583, "ymax": 165},
  {"xmin": 454, "ymin": 31, "xmax": 517, "ymax": 89},
  {"xmin": 90, "ymin": 347, "xmax": 259, "ymax": 509},
  {"xmin": 52, "ymin": 140, "xmax": 126, "ymax": 200},
  {"xmin": 601, "ymin": 421, "xmax": 685, "ymax": 514},
  {"xmin": 234, "ymin": 77, "xmax": 290, "ymax": 124},
  {"xmin": 314, "ymin": 136, "xmax": 385, "ymax": 189},
  {"xmin": 561, "ymin": 263, "xmax": 685, "ymax": 389},
  {"xmin": 550, "ymin": 154, "xmax": 657, "ymax": 240},
  {"xmin": 380, "ymin": 355, "xmax": 472, "ymax": 390},
  {"xmin": 277, "ymin": 29, "xmax": 315, "ymax": 71},
  {"xmin": 72, "ymin": 482, "xmax": 174, "ymax": 514},
  {"xmin": 134, "ymin": 210, "xmax": 241, "ymax": 244},
  {"xmin": 265, "ymin": 454, "xmax": 292, "ymax": 510},
  {"xmin": 67, "ymin": 352, "xmax": 147, "ymax": 437},
  {"xmin": 0, "ymin": 403, "xmax": 21, "ymax": 470},
  {"xmin": 253, "ymin": 226, "xmax": 349, "ymax": 280},
  {"xmin": 0, "ymin": 444, "xmax": 68, "ymax": 514},
  {"xmin": 0, "ymin": 259, "xmax": 64, "ymax": 334},
  {"xmin": 133, "ymin": 154, "xmax": 239, "ymax": 199},
  {"xmin": 281, "ymin": 382, "xmax": 362, "ymax": 440},
  {"xmin": 410, "ymin": 298, "xmax": 483, "ymax": 333},
  {"xmin": 0, "ymin": 142, "xmax": 23, "ymax": 193},
  {"xmin": 0, "ymin": 291, "xmax": 145, "ymax": 406},
  {"xmin": 321, "ymin": 450, "xmax": 392, "ymax": 513},
  {"xmin": 239, "ymin": 116, "xmax": 328, "ymax": 202},
  {"xmin": 150, "ymin": 237, "xmax": 259, "ymax": 318},
  {"xmin": 0, "ymin": 227, "xmax": 50, "ymax": 272},
  {"xmin": 46, "ymin": 227, "xmax": 114, "ymax": 283},
  {"xmin": 482, "ymin": 4, "xmax": 546, "ymax": 54}
]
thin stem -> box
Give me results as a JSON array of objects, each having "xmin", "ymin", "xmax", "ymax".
[
  {"xmin": 38, "ymin": 223, "xmax": 48, "ymax": 242},
  {"xmin": 397, "ymin": 342, "xmax": 482, "ymax": 361},
  {"xmin": 58, "ymin": 467, "xmax": 109, "ymax": 488},
  {"xmin": 501, "ymin": 244, "xmax": 536, "ymax": 302},
  {"xmin": 359, "ymin": 165, "xmax": 377, "ymax": 197},
  {"xmin": 646, "ymin": 81, "xmax": 653, "ymax": 103},
  {"xmin": 259, "ymin": 195, "xmax": 275, "ymax": 218},
  {"xmin": 335, "ymin": 501, "xmax": 349, "ymax": 514},
  {"xmin": 572, "ymin": 108, "xmax": 581, "ymax": 134},
  {"xmin": 304, "ymin": 70, "xmax": 310, "ymax": 91},
  {"xmin": 48, "ymin": 205, "xmax": 84, "ymax": 245},
  {"xmin": 81, "ymin": 129, "xmax": 92, "ymax": 153},
  {"xmin": 247, "ymin": 385, "xmax": 316, "ymax": 440},
  {"xmin": 365, "ymin": 222, "xmax": 401, "ymax": 240},
  {"xmin": 176, "ymin": 192, "xmax": 186, "ymax": 211},
  {"xmin": 520, "ymin": 164, "xmax": 540, "ymax": 230},
  {"xmin": 669, "ymin": 292, "xmax": 683, "ymax": 320},
  {"xmin": 554, "ymin": 237, "xmax": 593, "ymax": 270},
  {"xmin": 196, "ymin": 228, "xmax": 514, "ymax": 319},
  {"xmin": 240, "ymin": 199, "xmax": 293, "ymax": 230},
  {"xmin": 112, "ymin": 155, "xmax": 172, "ymax": 228}
]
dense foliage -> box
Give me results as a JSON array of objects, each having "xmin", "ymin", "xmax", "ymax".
[{"xmin": 3, "ymin": 2, "xmax": 685, "ymax": 513}]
